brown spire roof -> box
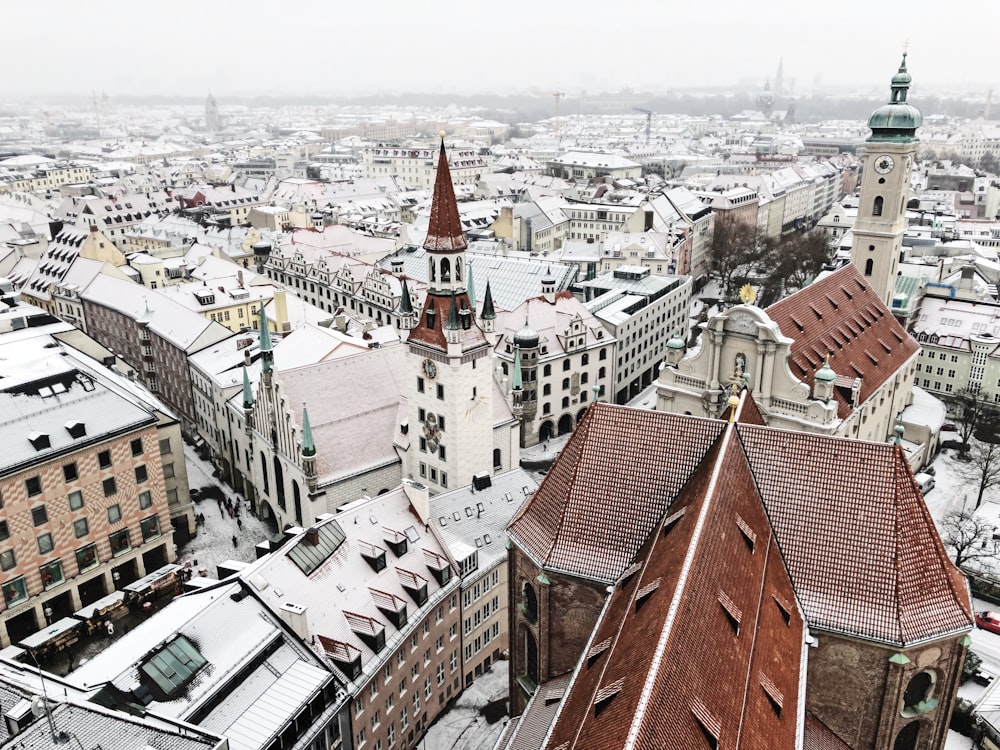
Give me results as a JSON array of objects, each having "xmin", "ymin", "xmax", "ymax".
[
  {"xmin": 765, "ymin": 265, "xmax": 919, "ymax": 419},
  {"xmin": 423, "ymin": 137, "xmax": 468, "ymax": 254}
]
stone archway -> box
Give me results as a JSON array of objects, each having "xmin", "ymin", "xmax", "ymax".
[
  {"xmin": 539, "ymin": 421, "xmax": 554, "ymax": 443},
  {"xmin": 557, "ymin": 414, "xmax": 573, "ymax": 435}
]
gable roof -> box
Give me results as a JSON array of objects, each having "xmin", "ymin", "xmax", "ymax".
[{"xmin": 765, "ymin": 265, "xmax": 919, "ymax": 419}]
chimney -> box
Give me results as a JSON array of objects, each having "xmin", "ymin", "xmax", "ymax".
[
  {"xmin": 273, "ymin": 290, "xmax": 289, "ymax": 332},
  {"xmin": 278, "ymin": 601, "xmax": 309, "ymax": 639},
  {"xmin": 89, "ymin": 224, "xmax": 98, "ymax": 233},
  {"xmin": 305, "ymin": 527, "xmax": 320, "ymax": 546}
]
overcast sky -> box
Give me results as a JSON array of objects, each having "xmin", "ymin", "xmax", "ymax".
[{"xmin": 3, "ymin": 1, "xmax": 994, "ymax": 98}]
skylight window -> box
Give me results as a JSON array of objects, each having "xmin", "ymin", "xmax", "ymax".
[
  {"xmin": 287, "ymin": 521, "xmax": 347, "ymax": 576},
  {"xmin": 140, "ymin": 635, "xmax": 206, "ymax": 698}
]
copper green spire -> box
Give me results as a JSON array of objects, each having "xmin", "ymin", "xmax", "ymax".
[
  {"xmin": 467, "ymin": 261, "xmax": 476, "ymax": 308},
  {"xmin": 258, "ymin": 303, "xmax": 273, "ymax": 372},
  {"xmin": 301, "ymin": 403, "xmax": 315, "ymax": 457},
  {"xmin": 446, "ymin": 289, "xmax": 459, "ymax": 330},
  {"xmin": 481, "ymin": 279, "xmax": 496, "ymax": 320},
  {"xmin": 242, "ymin": 365, "xmax": 254, "ymax": 409},
  {"xmin": 399, "ymin": 278, "xmax": 413, "ymax": 316},
  {"xmin": 512, "ymin": 344, "xmax": 523, "ymax": 390}
]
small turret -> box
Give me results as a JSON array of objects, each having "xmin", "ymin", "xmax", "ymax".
[
  {"xmin": 467, "ymin": 261, "xmax": 477, "ymax": 308},
  {"xmin": 446, "ymin": 290, "xmax": 460, "ymax": 344},
  {"xmin": 398, "ymin": 278, "xmax": 415, "ymax": 331},
  {"xmin": 259, "ymin": 303, "xmax": 274, "ymax": 386},
  {"xmin": 301, "ymin": 403, "xmax": 317, "ymax": 492},
  {"xmin": 541, "ymin": 267, "xmax": 556, "ymax": 304},
  {"xmin": 813, "ymin": 357, "xmax": 836, "ymax": 403},
  {"xmin": 665, "ymin": 334, "xmax": 686, "ymax": 366},
  {"xmin": 480, "ymin": 279, "xmax": 496, "ymax": 334},
  {"xmin": 511, "ymin": 344, "xmax": 523, "ymax": 418},
  {"xmin": 242, "ymin": 366, "xmax": 254, "ymax": 435}
]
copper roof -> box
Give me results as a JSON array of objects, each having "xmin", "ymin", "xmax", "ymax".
[
  {"xmin": 765, "ymin": 265, "xmax": 919, "ymax": 419},
  {"xmin": 423, "ymin": 140, "xmax": 468, "ymax": 254}
]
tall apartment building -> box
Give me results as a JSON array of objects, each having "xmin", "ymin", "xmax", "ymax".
[{"xmin": 0, "ymin": 342, "xmax": 175, "ymax": 647}]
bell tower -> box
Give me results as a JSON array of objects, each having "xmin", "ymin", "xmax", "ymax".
[
  {"xmin": 851, "ymin": 54, "xmax": 922, "ymax": 306},
  {"xmin": 404, "ymin": 134, "xmax": 494, "ymax": 493}
]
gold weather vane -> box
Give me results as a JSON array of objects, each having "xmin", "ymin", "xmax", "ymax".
[{"xmin": 738, "ymin": 284, "xmax": 757, "ymax": 306}]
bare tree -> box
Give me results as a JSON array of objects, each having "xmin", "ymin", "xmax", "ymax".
[
  {"xmin": 708, "ymin": 215, "xmax": 776, "ymax": 304},
  {"xmin": 949, "ymin": 388, "xmax": 991, "ymax": 456},
  {"xmin": 940, "ymin": 510, "xmax": 999, "ymax": 569},
  {"xmin": 961, "ymin": 440, "xmax": 1000, "ymax": 510}
]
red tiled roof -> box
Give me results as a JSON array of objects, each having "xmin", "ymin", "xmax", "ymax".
[
  {"xmin": 507, "ymin": 403, "xmax": 726, "ymax": 583},
  {"xmin": 406, "ymin": 291, "xmax": 488, "ymax": 352},
  {"xmin": 423, "ymin": 140, "xmax": 468, "ymax": 254},
  {"xmin": 737, "ymin": 424, "xmax": 973, "ymax": 645},
  {"xmin": 765, "ymin": 265, "xmax": 919, "ymax": 419},
  {"xmin": 544, "ymin": 416, "xmax": 803, "ymax": 750},
  {"xmin": 803, "ymin": 713, "xmax": 853, "ymax": 750}
]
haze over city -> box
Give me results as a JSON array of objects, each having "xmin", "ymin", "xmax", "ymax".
[{"xmin": 4, "ymin": 0, "xmax": 997, "ymax": 98}]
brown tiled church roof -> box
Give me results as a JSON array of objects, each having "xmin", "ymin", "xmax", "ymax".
[
  {"xmin": 423, "ymin": 138, "xmax": 468, "ymax": 253},
  {"xmin": 406, "ymin": 290, "xmax": 487, "ymax": 351},
  {"xmin": 765, "ymin": 265, "xmax": 919, "ymax": 419},
  {"xmin": 515, "ymin": 397, "xmax": 971, "ymax": 749}
]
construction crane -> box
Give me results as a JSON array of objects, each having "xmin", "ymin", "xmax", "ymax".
[
  {"xmin": 552, "ymin": 92, "xmax": 566, "ymax": 138},
  {"xmin": 633, "ymin": 107, "xmax": 653, "ymax": 145}
]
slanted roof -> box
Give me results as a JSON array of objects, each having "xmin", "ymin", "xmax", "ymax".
[
  {"xmin": 507, "ymin": 404, "xmax": 726, "ymax": 583},
  {"xmin": 423, "ymin": 140, "xmax": 467, "ymax": 254},
  {"xmin": 765, "ymin": 265, "xmax": 919, "ymax": 419},
  {"xmin": 737, "ymin": 424, "xmax": 972, "ymax": 646}
]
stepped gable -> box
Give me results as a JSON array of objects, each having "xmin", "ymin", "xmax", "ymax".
[
  {"xmin": 507, "ymin": 403, "xmax": 725, "ymax": 584},
  {"xmin": 423, "ymin": 139, "xmax": 468, "ymax": 253},
  {"xmin": 545, "ymin": 419, "xmax": 803, "ymax": 749},
  {"xmin": 737, "ymin": 423, "xmax": 972, "ymax": 645},
  {"xmin": 765, "ymin": 265, "xmax": 918, "ymax": 419}
]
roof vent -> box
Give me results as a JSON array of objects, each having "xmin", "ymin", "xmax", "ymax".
[
  {"xmin": 64, "ymin": 421, "xmax": 86, "ymax": 439},
  {"xmin": 472, "ymin": 472, "xmax": 492, "ymax": 491}
]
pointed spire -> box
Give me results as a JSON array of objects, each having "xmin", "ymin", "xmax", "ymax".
[
  {"xmin": 467, "ymin": 261, "xmax": 476, "ymax": 308},
  {"xmin": 481, "ymin": 279, "xmax": 496, "ymax": 320},
  {"xmin": 423, "ymin": 132, "xmax": 468, "ymax": 253},
  {"xmin": 446, "ymin": 290, "xmax": 459, "ymax": 330},
  {"xmin": 512, "ymin": 344, "xmax": 523, "ymax": 391},
  {"xmin": 242, "ymin": 366, "xmax": 254, "ymax": 409},
  {"xmin": 301, "ymin": 403, "xmax": 316, "ymax": 457},
  {"xmin": 399, "ymin": 278, "xmax": 413, "ymax": 315},
  {"xmin": 258, "ymin": 303, "xmax": 273, "ymax": 373}
]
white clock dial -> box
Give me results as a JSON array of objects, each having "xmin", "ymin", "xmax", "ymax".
[{"xmin": 874, "ymin": 155, "xmax": 895, "ymax": 174}]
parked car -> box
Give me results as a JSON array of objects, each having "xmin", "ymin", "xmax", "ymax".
[
  {"xmin": 915, "ymin": 472, "xmax": 935, "ymax": 494},
  {"xmin": 976, "ymin": 611, "xmax": 1000, "ymax": 635},
  {"xmin": 941, "ymin": 424, "xmax": 957, "ymax": 432}
]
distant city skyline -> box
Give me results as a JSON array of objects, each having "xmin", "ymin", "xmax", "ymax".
[{"xmin": 3, "ymin": 1, "xmax": 996, "ymax": 98}]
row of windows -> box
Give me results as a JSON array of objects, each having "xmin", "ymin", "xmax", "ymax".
[{"xmin": 1, "ymin": 519, "xmax": 161, "ymax": 608}]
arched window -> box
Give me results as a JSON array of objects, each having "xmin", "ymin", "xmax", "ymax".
[
  {"xmin": 543, "ymin": 364, "xmax": 551, "ymax": 377},
  {"xmin": 274, "ymin": 457, "xmax": 286, "ymax": 511},
  {"xmin": 598, "ymin": 367, "xmax": 607, "ymax": 379},
  {"xmin": 441, "ymin": 258, "xmax": 451, "ymax": 282},
  {"xmin": 893, "ymin": 721, "xmax": 920, "ymax": 750},
  {"xmin": 524, "ymin": 627, "xmax": 539, "ymax": 685},
  {"xmin": 902, "ymin": 671, "xmax": 936, "ymax": 717},
  {"xmin": 292, "ymin": 480, "xmax": 302, "ymax": 525},
  {"xmin": 865, "ymin": 258, "xmax": 874, "ymax": 276},
  {"xmin": 428, "ymin": 257, "xmax": 436, "ymax": 283},
  {"xmin": 493, "ymin": 448, "xmax": 502, "ymax": 469},
  {"xmin": 581, "ymin": 353, "xmax": 589, "ymax": 365},
  {"xmin": 873, "ymin": 196, "xmax": 884, "ymax": 216},
  {"xmin": 260, "ymin": 451, "xmax": 269, "ymax": 494},
  {"xmin": 522, "ymin": 582, "xmax": 538, "ymax": 623},
  {"xmin": 455, "ymin": 258, "xmax": 462, "ymax": 282}
]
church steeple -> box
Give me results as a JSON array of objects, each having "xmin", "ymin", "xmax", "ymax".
[
  {"xmin": 467, "ymin": 261, "xmax": 477, "ymax": 308},
  {"xmin": 258, "ymin": 303, "xmax": 274, "ymax": 386},
  {"xmin": 480, "ymin": 279, "xmax": 496, "ymax": 334},
  {"xmin": 242, "ymin": 365, "xmax": 254, "ymax": 435},
  {"xmin": 301, "ymin": 403, "xmax": 317, "ymax": 492}
]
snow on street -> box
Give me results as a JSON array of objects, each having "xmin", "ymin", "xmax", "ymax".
[
  {"xmin": 422, "ymin": 661, "xmax": 509, "ymax": 750},
  {"xmin": 177, "ymin": 443, "xmax": 275, "ymax": 577}
]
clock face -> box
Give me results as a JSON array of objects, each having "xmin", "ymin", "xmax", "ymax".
[
  {"xmin": 874, "ymin": 155, "xmax": 895, "ymax": 174},
  {"xmin": 422, "ymin": 358, "xmax": 437, "ymax": 379}
]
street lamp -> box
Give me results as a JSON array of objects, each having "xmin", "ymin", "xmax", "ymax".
[
  {"xmin": 112, "ymin": 570, "xmax": 121, "ymax": 590},
  {"xmin": 43, "ymin": 605, "xmax": 53, "ymax": 625}
]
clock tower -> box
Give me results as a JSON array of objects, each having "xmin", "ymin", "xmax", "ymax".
[
  {"xmin": 850, "ymin": 54, "xmax": 922, "ymax": 306},
  {"xmin": 404, "ymin": 134, "xmax": 495, "ymax": 493}
]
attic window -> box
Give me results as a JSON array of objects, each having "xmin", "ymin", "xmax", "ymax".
[
  {"xmin": 773, "ymin": 594, "xmax": 792, "ymax": 626},
  {"xmin": 587, "ymin": 637, "xmax": 612, "ymax": 668},
  {"xmin": 344, "ymin": 611, "xmax": 386, "ymax": 653},
  {"xmin": 318, "ymin": 636, "xmax": 362, "ymax": 680},
  {"xmin": 397, "ymin": 567, "xmax": 429, "ymax": 606},
  {"xmin": 359, "ymin": 540, "xmax": 387, "ymax": 573},
  {"xmin": 593, "ymin": 678, "xmax": 624, "ymax": 717},
  {"xmin": 718, "ymin": 590, "xmax": 742, "ymax": 634},
  {"xmin": 383, "ymin": 528, "xmax": 408, "ymax": 557},
  {"xmin": 370, "ymin": 588, "xmax": 408, "ymax": 629},
  {"xmin": 735, "ymin": 515, "xmax": 756, "ymax": 553},
  {"xmin": 663, "ymin": 507, "xmax": 686, "ymax": 535},
  {"xmin": 620, "ymin": 561, "xmax": 642, "ymax": 588},
  {"xmin": 635, "ymin": 577, "xmax": 661, "ymax": 612},
  {"xmin": 691, "ymin": 698, "xmax": 720, "ymax": 749},
  {"xmin": 759, "ymin": 672, "xmax": 784, "ymax": 717},
  {"xmin": 27, "ymin": 432, "xmax": 51, "ymax": 451}
]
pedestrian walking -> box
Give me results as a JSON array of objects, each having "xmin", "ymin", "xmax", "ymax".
[
  {"xmin": 232, "ymin": 535, "xmax": 238, "ymax": 549},
  {"xmin": 237, "ymin": 518, "xmax": 243, "ymax": 530}
]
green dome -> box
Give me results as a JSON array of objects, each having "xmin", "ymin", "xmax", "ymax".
[
  {"xmin": 815, "ymin": 360, "xmax": 836, "ymax": 382},
  {"xmin": 867, "ymin": 53, "xmax": 922, "ymax": 142},
  {"xmin": 667, "ymin": 336, "xmax": 686, "ymax": 350}
]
